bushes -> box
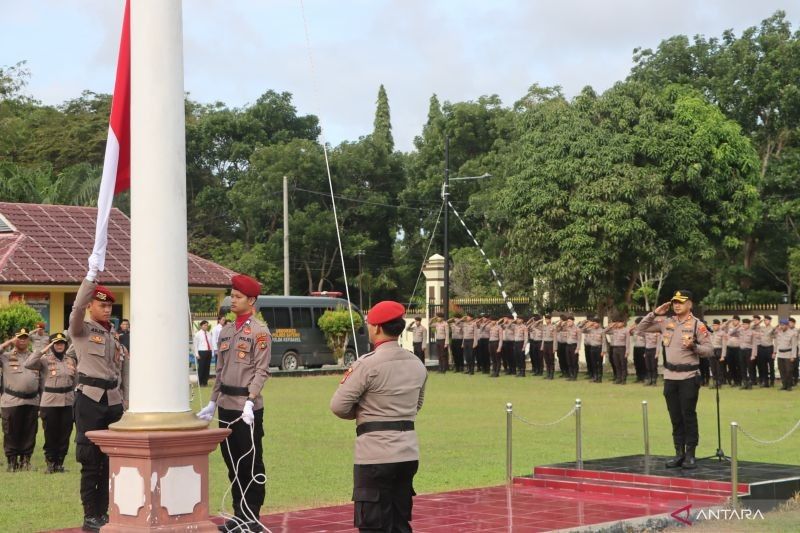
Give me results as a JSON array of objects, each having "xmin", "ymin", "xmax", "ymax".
[
  {"xmin": 0, "ymin": 302, "xmax": 44, "ymax": 339},
  {"xmin": 317, "ymin": 308, "xmax": 363, "ymax": 359}
]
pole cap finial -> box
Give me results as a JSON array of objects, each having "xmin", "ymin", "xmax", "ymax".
[
  {"xmin": 506, "ymin": 402, "xmax": 513, "ymax": 411},
  {"xmin": 575, "ymin": 398, "xmax": 581, "ymax": 406},
  {"xmin": 642, "ymin": 400, "xmax": 648, "ymax": 405}
]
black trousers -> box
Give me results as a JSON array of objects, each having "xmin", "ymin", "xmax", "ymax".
[
  {"xmin": 587, "ymin": 346, "xmax": 602, "ymax": 380},
  {"xmin": 452, "ymin": 340, "xmax": 464, "ymax": 371},
  {"xmin": 478, "ymin": 338, "xmax": 490, "ymax": 373},
  {"xmin": 40, "ymin": 406, "xmax": 73, "ymax": 461},
  {"xmin": 462, "ymin": 342, "xmax": 474, "ymax": 372},
  {"xmin": 513, "ymin": 341, "xmax": 525, "ymax": 375},
  {"xmin": 556, "ymin": 342, "xmax": 566, "ymax": 375},
  {"xmin": 645, "ymin": 348, "xmax": 658, "ymax": 380},
  {"xmin": 2, "ymin": 404, "xmax": 38, "ymax": 457},
  {"xmin": 663, "ymin": 376, "xmax": 701, "ymax": 448},
  {"xmin": 436, "ymin": 340, "xmax": 448, "ymax": 372},
  {"xmin": 74, "ymin": 391, "xmax": 123, "ymax": 517},
  {"xmin": 531, "ymin": 341, "xmax": 542, "ymax": 374},
  {"xmin": 196, "ymin": 350, "xmax": 212, "ymax": 386},
  {"xmin": 353, "ymin": 461, "xmax": 418, "ymax": 533},
  {"xmin": 583, "ymin": 344, "xmax": 591, "ymax": 377},
  {"xmin": 489, "ymin": 341, "xmax": 501, "ymax": 376},
  {"xmin": 611, "ymin": 346, "xmax": 627, "ymax": 382},
  {"xmin": 755, "ymin": 346, "xmax": 772, "ymax": 385},
  {"xmin": 738, "ymin": 349, "xmax": 755, "ymax": 385},
  {"xmin": 219, "ymin": 406, "xmax": 265, "ymax": 520},
  {"xmin": 633, "ymin": 347, "xmax": 646, "ymax": 381},
  {"xmin": 541, "ymin": 341, "xmax": 555, "ymax": 374},
  {"xmin": 565, "ymin": 343, "xmax": 578, "ymax": 378},
  {"xmin": 412, "ymin": 342, "xmax": 424, "ymax": 363},
  {"xmin": 726, "ymin": 347, "xmax": 741, "ymax": 384},
  {"xmin": 709, "ymin": 348, "xmax": 724, "ymax": 386}
]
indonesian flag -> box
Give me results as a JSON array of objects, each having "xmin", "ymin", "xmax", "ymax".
[{"xmin": 91, "ymin": 0, "xmax": 130, "ymax": 272}]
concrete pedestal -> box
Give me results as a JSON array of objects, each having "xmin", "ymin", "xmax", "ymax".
[{"xmin": 87, "ymin": 428, "xmax": 230, "ymax": 532}]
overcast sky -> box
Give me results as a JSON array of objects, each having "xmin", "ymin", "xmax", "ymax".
[{"xmin": 2, "ymin": 1, "xmax": 797, "ymax": 151}]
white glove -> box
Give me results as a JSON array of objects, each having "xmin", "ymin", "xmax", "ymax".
[
  {"xmin": 87, "ymin": 254, "xmax": 102, "ymax": 281},
  {"xmin": 197, "ymin": 400, "xmax": 216, "ymax": 422},
  {"xmin": 242, "ymin": 400, "xmax": 255, "ymax": 426}
]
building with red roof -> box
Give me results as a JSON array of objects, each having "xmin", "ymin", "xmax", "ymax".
[{"xmin": 0, "ymin": 202, "xmax": 235, "ymax": 332}]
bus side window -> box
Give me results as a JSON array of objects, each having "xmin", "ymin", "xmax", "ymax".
[
  {"xmin": 260, "ymin": 307, "xmax": 275, "ymax": 328},
  {"xmin": 292, "ymin": 307, "xmax": 313, "ymax": 328},
  {"xmin": 273, "ymin": 307, "xmax": 291, "ymax": 329}
]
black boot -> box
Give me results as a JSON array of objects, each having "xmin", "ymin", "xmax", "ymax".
[
  {"xmin": 665, "ymin": 445, "xmax": 685, "ymax": 468},
  {"xmin": 6, "ymin": 456, "xmax": 17, "ymax": 472},
  {"xmin": 82, "ymin": 516, "xmax": 104, "ymax": 532},
  {"xmin": 20, "ymin": 455, "xmax": 32, "ymax": 471},
  {"xmin": 682, "ymin": 446, "xmax": 697, "ymax": 469},
  {"xmin": 45, "ymin": 459, "xmax": 56, "ymax": 474}
]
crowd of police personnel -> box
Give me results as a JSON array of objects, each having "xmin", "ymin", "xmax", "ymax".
[{"xmin": 407, "ymin": 309, "xmax": 799, "ymax": 390}]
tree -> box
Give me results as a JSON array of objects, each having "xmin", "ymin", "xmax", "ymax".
[{"xmin": 372, "ymin": 84, "xmax": 393, "ymax": 152}]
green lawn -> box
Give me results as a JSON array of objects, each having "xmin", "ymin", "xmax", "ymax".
[{"xmin": 3, "ymin": 373, "xmax": 799, "ymax": 532}]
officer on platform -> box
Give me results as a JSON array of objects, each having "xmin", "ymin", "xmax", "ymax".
[
  {"xmin": 0, "ymin": 328, "xmax": 41, "ymax": 472},
  {"xmin": 198, "ymin": 274, "xmax": 271, "ymax": 533},
  {"xmin": 637, "ymin": 290, "xmax": 713, "ymax": 470},
  {"xmin": 330, "ymin": 301, "xmax": 427, "ymax": 533},
  {"xmin": 69, "ymin": 264, "xmax": 127, "ymax": 533},
  {"xmin": 24, "ymin": 332, "xmax": 77, "ymax": 473}
]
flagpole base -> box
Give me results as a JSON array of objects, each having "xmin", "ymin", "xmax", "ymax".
[
  {"xmin": 110, "ymin": 411, "xmax": 209, "ymax": 431},
  {"xmin": 86, "ymin": 428, "xmax": 230, "ymax": 532}
]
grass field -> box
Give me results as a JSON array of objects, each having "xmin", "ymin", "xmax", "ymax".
[{"xmin": 2, "ymin": 372, "xmax": 799, "ymax": 532}]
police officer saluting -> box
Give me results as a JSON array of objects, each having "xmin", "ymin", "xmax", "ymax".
[
  {"xmin": 197, "ymin": 274, "xmax": 271, "ymax": 533},
  {"xmin": 69, "ymin": 264, "xmax": 127, "ymax": 532},
  {"xmin": 637, "ymin": 290, "xmax": 713, "ymax": 470},
  {"xmin": 0, "ymin": 328, "xmax": 41, "ymax": 472},
  {"xmin": 331, "ymin": 301, "xmax": 428, "ymax": 532},
  {"xmin": 24, "ymin": 332, "xmax": 77, "ymax": 473}
]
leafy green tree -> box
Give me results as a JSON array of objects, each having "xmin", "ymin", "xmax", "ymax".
[
  {"xmin": 372, "ymin": 84, "xmax": 393, "ymax": 152},
  {"xmin": 0, "ymin": 302, "xmax": 44, "ymax": 340}
]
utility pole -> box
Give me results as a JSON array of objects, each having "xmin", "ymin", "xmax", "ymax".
[
  {"xmin": 443, "ymin": 136, "xmax": 450, "ymax": 321},
  {"xmin": 356, "ymin": 250, "xmax": 365, "ymax": 310},
  {"xmin": 283, "ymin": 175, "xmax": 290, "ymax": 296}
]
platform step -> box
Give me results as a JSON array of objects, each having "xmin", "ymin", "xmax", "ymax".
[{"xmin": 532, "ymin": 465, "xmax": 749, "ymax": 495}]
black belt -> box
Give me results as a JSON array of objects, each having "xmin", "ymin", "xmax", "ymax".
[
  {"xmin": 356, "ymin": 421, "xmax": 415, "ymax": 436},
  {"xmin": 3, "ymin": 388, "xmax": 38, "ymax": 400},
  {"xmin": 78, "ymin": 375, "xmax": 117, "ymax": 390},
  {"xmin": 220, "ymin": 384, "xmax": 249, "ymax": 397},
  {"xmin": 664, "ymin": 362, "xmax": 700, "ymax": 372},
  {"xmin": 779, "ymin": 348, "xmax": 793, "ymax": 353},
  {"xmin": 44, "ymin": 386, "xmax": 74, "ymax": 394}
]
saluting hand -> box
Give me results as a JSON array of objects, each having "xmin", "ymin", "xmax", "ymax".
[
  {"xmin": 654, "ymin": 302, "xmax": 671, "ymax": 316},
  {"xmin": 0, "ymin": 338, "xmax": 13, "ymax": 350}
]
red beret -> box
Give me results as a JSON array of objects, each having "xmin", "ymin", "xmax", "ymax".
[
  {"xmin": 231, "ymin": 274, "xmax": 261, "ymax": 298},
  {"xmin": 367, "ymin": 301, "xmax": 406, "ymax": 325},
  {"xmin": 94, "ymin": 285, "xmax": 115, "ymax": 303}
]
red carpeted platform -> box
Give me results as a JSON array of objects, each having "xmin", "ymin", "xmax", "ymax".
[{"xmin": 52, "ymin": 454, "xmax": 800, "ymax": 532}]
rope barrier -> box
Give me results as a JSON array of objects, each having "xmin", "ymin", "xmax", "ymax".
[
  {"xmin": 512, "ymin": 406, "xmax": 577, "ymax": 428},
  {"xmin": 737, "ymin": 419, "xmax": 800, "ymax": 445}
]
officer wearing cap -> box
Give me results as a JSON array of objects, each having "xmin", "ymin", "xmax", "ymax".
[
  {"xmin": 30, "ymin": 321, "xmax": 50, "ymax": 352},
  {"xmin": 774, "ymin": 319, "xmax": 798, "ymax": 391},
  {"xmin": 637, "ymin": 290, "xmax": 713, "ymax": 470},
  {"xmin": 406, "ymin": 316, "xmax": 427, "ymax": 363},
  {"xmin": 331, "ymin": 301, "xmax": 427, "ymax": 532},
  {"xmin": 197, "ymin": 274, "xmax": 270, "ymax": 533},
  {"xmin": 24, "ymin": 332, "xmax": 76, "ymax": 473},
  {"xmin": 70, "ymin": 266, "xmax": 127, "ymax": 532},
  {"xmin": 0, "ymin": 328, "xmax": 41, "ymax": 472}
]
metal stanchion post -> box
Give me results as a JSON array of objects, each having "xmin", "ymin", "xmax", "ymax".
[
  {"xmin": 506, "ymin": 403, "xmax": 513, "ymax": 485},
  {"xmin": 575, "ymin": 398, "xmax": 582, "ymax": 469},
  {"xmin": 731, "ymin": 422, "xmax": 739, "ymax": 510},
  {"xmin": 642, "ymin": 401, "xmax": 650, "ymax": 460}
]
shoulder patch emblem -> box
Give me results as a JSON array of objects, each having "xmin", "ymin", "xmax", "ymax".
[
  {"xmin": 237, "ymin": 342, "xmax": 248, "ymax": 350},
  {"xmin": 340, "ymin": 367, "xmax": 353, "ymax": 384},
  {"xmin": 237, "ymin": 351, "xmax": 247, "ymax": 359},
  {"xmin": 219, "ymin": 342, "xmax": 229, "ymax": 351}
]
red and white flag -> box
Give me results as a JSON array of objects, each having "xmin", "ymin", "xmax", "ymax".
[{"xmin": 91, "ymin": 0, "xmax": 130, "ymax": 272}]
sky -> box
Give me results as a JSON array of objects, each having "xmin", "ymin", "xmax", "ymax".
[{"xmin": 1, "ymin": 0, "xmax": 797, "ymax": 152}]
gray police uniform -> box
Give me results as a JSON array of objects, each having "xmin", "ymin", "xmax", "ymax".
[{"xmin": 331, "ymin": 340, "xmax": 427, "ymax": 532}]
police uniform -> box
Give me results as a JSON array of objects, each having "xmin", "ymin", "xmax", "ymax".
[
  {"xmin": 477, "ymin": 318, "xmax": 491, "ymax": 374},
  {"xmin": 774, "ymin": 321, "xmax": 798, "ymax": 391},
  {"xmin": 527, "ymin": 316, "xmax": 543, "ymax": 376},
  {"xmin": 636, "ymin": 290, "xmax": 713, "ymax": 469},
  {"xmin": 644, "ymin": 331, "xmax": 662, "ymax": 386},
  {"xmin": 578, "ymin": 319, "xmax": 604, "ymax": 382},
  {"xmin": 709, "ymin": 323, "xmax": 725, "ymax": 387},
  {"xmin": 207, "ymin": 274, "xmax": 271, "ymax": 531},
  {"xmin": 406, "ymin": 320, "xmax": 426, "ymax": 363},
  {"xmin": 1, "ymin": 329, "xmax": 41, "ymax": 471},
  {"xmin": 722, "ymin": 320, "xmax": 741, "ymax": 385},
  {"xmin": 489, "ymin": 320, "xmax": 503, "ymax": 378},
  {"xmin": 450, "ymin": 318, "xmax": 464, "ymax": 372},
  {"xmin": 631, "ymin": 325, "xmax": 647, "ymax": 383},
  {"xmin": 556, "ymin": 316, "xmax": 567, "ymax": 377},
  {"xmin": 431, "ymin": 317, "xmax": 449, "ymax": 373},
  {"xmin": 728, "ymin": 321, "xmax": 758, "ymax": 389},
  {"xmin": 24, "ymin": 332, "xmax": 76, "ymax": 473},
  {"xmin": 755, "ymin": 320, "xmax": 775, "ymax": 387},
  {"xmin": 539, "ymin": 318, "xmax": 556, "ymax": 379},
  {"xmin": 562, "ymin": 319, "xmax": 581, "ymax": 381},
  {"xmin": 330, "ymin": 301, "xmax": 427, "ymax": 533},
  {"xmin": 604, "ymin": 323, "xmax": 629, "ymax": 384},
  {"xmin": 30, "ymin": 325, "xmax": 50, "ymax": 353},
  {"xmin": 461, "ymin": 317, "xmax": 477, "ymax": 374},
  {"xmin": 69, "ymin": 280, "xmax": 126, "ymax": 529}
]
